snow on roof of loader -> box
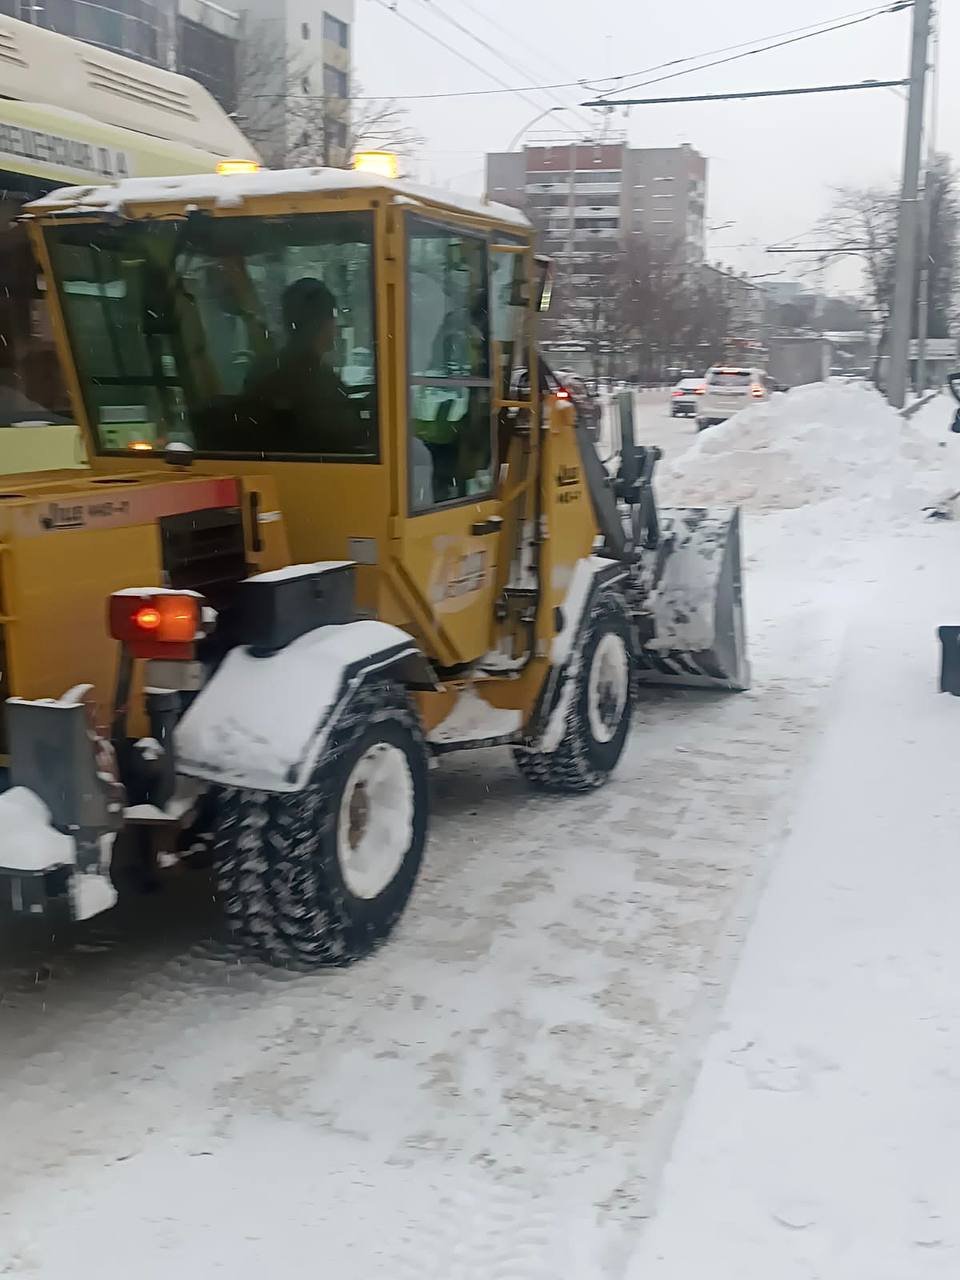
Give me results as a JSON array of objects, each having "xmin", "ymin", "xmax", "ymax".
[{"xmin": 25, "ymin": 166, "xmax": 531, "ymax": 229}]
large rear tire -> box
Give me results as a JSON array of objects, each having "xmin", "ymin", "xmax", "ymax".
[
  {"xmin": 213, "ymin": 681, "xmax": 429, "ymax": 968},
  {"xmin": 514, "ymin": 593, "xmax": 633, "ymax": 793}
]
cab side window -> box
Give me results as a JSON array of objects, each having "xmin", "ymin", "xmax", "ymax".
[{"xmin": 407, "ymin": 218, "xmax": 493, "ymax": 511}]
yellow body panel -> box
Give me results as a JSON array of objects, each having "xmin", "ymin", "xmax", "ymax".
[
  {"xmin": 0, "ymin": 426, "xmax": 85, "ymax": 474},
  {"xmin": 5, "ymin": 178, "xmax": 601, "ymax": 741},
  {"xmin": 0, "ymin": 471, "xmax": 287, "ymax": 751}
]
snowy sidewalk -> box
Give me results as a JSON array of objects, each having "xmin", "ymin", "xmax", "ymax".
[{"xmin": 629, "ymin": 518, "xmax": 960, "ymax": 1279}]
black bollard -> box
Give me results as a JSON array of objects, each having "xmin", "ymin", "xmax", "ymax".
[{"xmin": 938, "ymin": 626, "xmax": 960, "ymax": 694}]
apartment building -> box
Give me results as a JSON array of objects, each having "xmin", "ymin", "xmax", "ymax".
[
  {"xmin": 236, "ymin": 0, "xmax": 354, "ymax": 166},
  {"xmin": 486, "ymin": 141, "xmax": 706, "ymax": 350},
  {"xmin": 486, "ymin": 141, "xmax": 707, "ymax": 265},
  {"xmin": 0, "ymin": 0, "xmax": 241, "ymax": 111}
]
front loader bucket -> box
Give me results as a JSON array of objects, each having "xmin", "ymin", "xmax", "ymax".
[{"xmin": 633, "ymin": 507, "xmax": 749, "ymax": 691}]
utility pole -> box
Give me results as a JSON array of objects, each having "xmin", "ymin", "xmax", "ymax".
[
  {"xmin": 887, "ymin": 0, "xmax": 932, "ymax": 409},
  {"xmin": 916, "ymin": 6, "xmax": 939, "ymax": 395}
]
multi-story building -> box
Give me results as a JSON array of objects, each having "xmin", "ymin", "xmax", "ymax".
[
  {"xmin": 702, "ymin": 265, "xmax": 768, "ymax": 349},
  {"xmin": 0, "ymin": 0, "xmax": 240, "ymax": 112},
  {"xmin": 486, "ymin": 141, "xmax": 707, "ymax": 363},
  {"xmin": 177, "ymin": 0, "xmax": 240, "ymax": 112},
  {"xmin": 236, "ymin": 0, "xmax": 354, "ymax": 167},
  {"xmin": 486, "ymin": 141, "xmax": 707, "ymax": 265}
]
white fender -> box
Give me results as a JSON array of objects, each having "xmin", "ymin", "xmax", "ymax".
[{"xmin": 175, "ymin": 621, "xmax": 425, "ymax": 793}]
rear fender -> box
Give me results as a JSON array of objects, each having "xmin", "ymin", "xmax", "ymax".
[{"xmin": 175, "ymin": 621, "xmax": 434, "ymax": 793}]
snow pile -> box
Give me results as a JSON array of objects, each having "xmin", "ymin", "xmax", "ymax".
[
  {"xmin": 658, "ymin": 382, "xmax": 903, "ymax": 513},
  {"xmin": 0, "ymin": 787, "xmax": 75, "ymax": 873},
  {"xmin": 71, "ymin": 866, "xmax": 118, "ymax": 922},
  {"xmin": 427, "ymin": 687, "xmax": 521, "ymax": 746},
  {"xmin": 898, "ymin": 392, "xmax": 960, "ymax": 511}
]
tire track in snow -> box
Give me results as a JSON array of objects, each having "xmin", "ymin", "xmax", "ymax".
[{"xmin": 0, "ymin": 558, "xmax": 861, "ymax": 1274}]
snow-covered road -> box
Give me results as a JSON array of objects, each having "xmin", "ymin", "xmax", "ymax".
[{"xmin": 1, "ymin": 386, "xmax": 957, "ymax": 1277}]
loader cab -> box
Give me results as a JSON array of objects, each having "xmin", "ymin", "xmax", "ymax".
[{"xmin": 26, "ymin": 172, "xmax": 547, "ymax": 668}]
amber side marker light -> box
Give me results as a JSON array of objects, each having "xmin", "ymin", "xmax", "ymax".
[
  {"xmin": 216, "ymin": 159, "xmax": 260, "ymax": 176},
  {"xmin": 352, "ymin": 150, "xmax": 399, "ymax": 179}
]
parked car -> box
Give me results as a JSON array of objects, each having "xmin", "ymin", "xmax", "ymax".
[
  {"xmin": 670, "ymin": 376, "xmax": 705, "ymax": 418},
  {"xmin": 697, "ymin": 366, "xmax": 771, "ymax": 431}
]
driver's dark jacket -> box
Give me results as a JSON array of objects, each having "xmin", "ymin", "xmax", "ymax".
[{"xmin": 242, "ymin": 347, "xmax": 364, "ymax": 455}]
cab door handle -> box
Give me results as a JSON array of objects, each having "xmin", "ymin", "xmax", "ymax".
[{"xmin": 471, "ymin": 516, "xmax": 503, "ymax": 536}]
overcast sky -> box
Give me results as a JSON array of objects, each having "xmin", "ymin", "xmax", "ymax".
[{"xmin": 356, "ymin": 0, "xmax": 956, "ymax": 296}]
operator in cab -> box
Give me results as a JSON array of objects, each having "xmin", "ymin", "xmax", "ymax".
[{"xmin": 244, "ymin": 277, "xmax": 365, "ymax": 455}]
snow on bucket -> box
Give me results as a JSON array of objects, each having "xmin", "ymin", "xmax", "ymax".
[{"xmin": 634, "ymin": 507, "xmax": 749, "ymax": 691}]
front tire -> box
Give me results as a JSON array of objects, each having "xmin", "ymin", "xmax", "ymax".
[
  {"xmin": 514, "ymin": 593, "xmax": 633, "ymax": 793},
  {"xmin": 213, "ymin": 681, "xmax": 429, "ymax": 968}
]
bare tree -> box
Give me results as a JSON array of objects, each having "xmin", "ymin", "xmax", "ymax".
[
  {"xmin": 285, "ymin": 86, "xmax": 424, "ymax": 172},
  {"xmin": 818, "ymin": 158, "xmax": 959, "ymax": 381},
  {"xmin": 816, "ymin": 185, "xmax": 898, "ymax": 377},
  {"xmin": 234, "ymin": 15, "xmax": 297, "ymax": 169},
  {"xmin": 922, "ymin": 154, "xmax": 959, "ymax": 340},
  {"xmin": 537, "ymin": 232, "xmax": 735, "ymax": 384},
  {"xmin": 235, "ymin": 16, "xmax": 422, "ymax": 171},
  {"xmin": 620, "ymin": 240, "xmax": 733, "ymax": 380}
]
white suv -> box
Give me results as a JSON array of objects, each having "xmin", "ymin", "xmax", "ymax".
[{"xmin": 697, "ymin": 366, "xmax": 771, "ymax": 431}]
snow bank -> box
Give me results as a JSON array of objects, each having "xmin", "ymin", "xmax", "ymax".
[{"xmin": 658, "ymin": 383, "xmax": 903, "ymax": 513}]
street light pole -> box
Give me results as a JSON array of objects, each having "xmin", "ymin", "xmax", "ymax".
[
  {"xmin": 887, "ymin": 0, "xmax": 932, "ymax": 409},
  {"xmin": 916, "ymin": 6, "xmax": 939, "ymax": 395},
  {"xmin": 507, "ymin": 107, "xmax": 564, "ymax": 152}
]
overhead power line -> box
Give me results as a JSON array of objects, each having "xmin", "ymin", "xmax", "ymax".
[
  {"xmin": 767, "ymin": 245, "xmax": 874, "ymax": 253},
  {"xmin": 367, "ymin": 0, "xmax": 582, "ymax": 138},
  {"xmin": 357, "ymin": 1, "xmax": 909, "ymax": 102},
  {"xmin": 366, "ymin": 0, "xmax": 577, "ymax": 126},
  {"xmin": 449, "ymin": 0, "xmax": 581, "ymax": 85},
  {"xmin": 588, "ymin": 1, "xmax": 913, "ymax": 104},
  {"xmin": 583, "ymin": 79, "xmax": 909, "ymax": 107},
  {"xmin": 410, "ymin": 0, "xmax": 593, "ymax": 131}
]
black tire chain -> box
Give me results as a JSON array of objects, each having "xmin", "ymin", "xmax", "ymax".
[
  {"xmin": 214, "ymin": 680, "xmax": 426, "ymax": 968},
  {"xmin": 513, "ymin": 588, "xmax": 632, "ymax": 794}
]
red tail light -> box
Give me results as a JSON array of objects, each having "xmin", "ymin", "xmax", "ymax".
[
  {"xmin": 695, "ymin": 385, "xmax": 705, "ymax": 394},
  {"xmin": 109, "ymin": 591, "xmax": 201, "ymax": 660},
  {"xmin": 133, "ymin": 605, "xmax": 162, "ymax": 631},
  {"xmin": 555, "ymin": 387, "xmax": 571, "ymax": 400},
  {"xmin": 672, "ymin": 389, "xmax": 683, "ymax": 397},
  {"xmin": 750, "ymin": 384, "xmax": 764, "ymax": 398}
]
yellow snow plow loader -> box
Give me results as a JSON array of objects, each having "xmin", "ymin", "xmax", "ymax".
[{"xmin": 0, "ymin": 166, "xmax": 747, "ymax": 964}]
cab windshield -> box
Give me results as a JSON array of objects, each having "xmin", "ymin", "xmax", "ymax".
[{"xmin": 46, "ymin": 211, "xmax": 378, "ymax": 460}]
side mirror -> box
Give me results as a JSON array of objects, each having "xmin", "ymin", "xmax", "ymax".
[{"xmin": 534, "ymin": 255, "xmax": 554, "ymax": 314}]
